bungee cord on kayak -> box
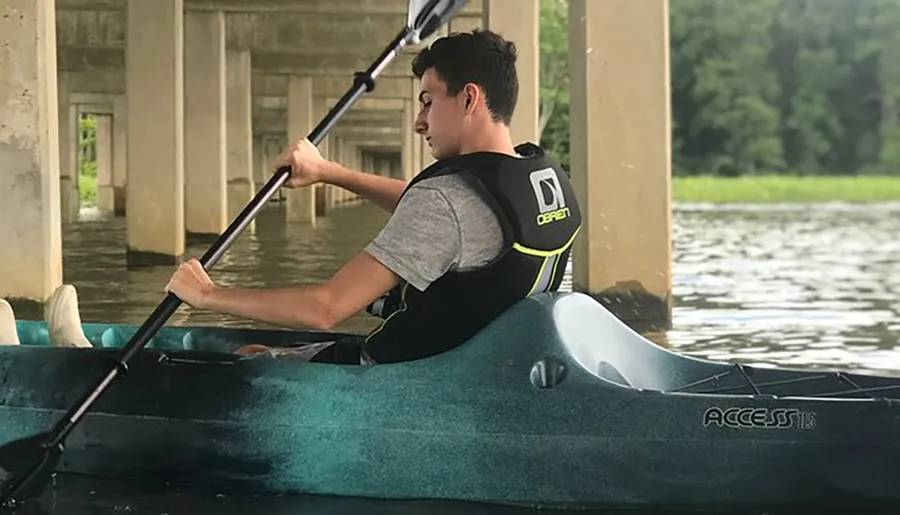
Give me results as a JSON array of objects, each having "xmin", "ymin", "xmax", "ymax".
[{"xmin": 668, "ymin": 361, "xmax": 900, "ymax": 399}]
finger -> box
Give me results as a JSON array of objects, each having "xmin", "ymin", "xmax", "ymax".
[
  {"xmin": 190, "ymin": 259, "xmax": 207, "ymax": 278},
  {"xmin": 270, "ymin": 153, "xmax": 290, "ymax": 171},
  {"xmin": 164, "ymin": 274, "xmax": 179, "ymax": 294},
  {"xmin": 183, "ymin": 262, "xmax": 201, "ymax": 282}
]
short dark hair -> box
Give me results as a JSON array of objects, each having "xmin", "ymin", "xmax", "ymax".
[{"xmin": 412, "ymin": 29, "xmax": 518, "ymax": 126}]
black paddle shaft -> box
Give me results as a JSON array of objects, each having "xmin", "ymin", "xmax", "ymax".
[{"xmin": 41, "ymin": 24, "xmax": 416, "ymax": 450}]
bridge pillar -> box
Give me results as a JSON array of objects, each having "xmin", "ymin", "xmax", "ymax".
[
  {"xmin": 95, "ymin": 114, "xmax": 114, "ymax": 213},
  {"xmin": 112, "ymin": 94, "xmax": 127, "ymax": 215},
  {"xmin": 125, "ymin": 0, "xmax": 185, "ymax": 265},
  {"xmin": 568, "ymin": 0, "xmax": 673, "ymax": 328},
  {"xmin": 402, "ymin": 99, "xmax": 415, "ymax": 181},
  {"xmin": 286, "ymin": 75, "xmax": 316, "ymax": 225},
  {"xmin": 227, "ymin": 50, "xmax": 255, "ymax": 225},
  {"xmin": 57, "ymin": 72, "xmax": 79, "ymax": 224},
  {"xmin": 0, "ymin": 0, "xmax": 63, "ymax": 307},
  {"xmin": 184, "ymin": 10, "xmax": 227, "ymax": 239}
]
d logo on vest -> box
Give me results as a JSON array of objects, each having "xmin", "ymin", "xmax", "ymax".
[{"xmin": 529, "ymin": 168, "xmax": 570, "ymax": 226}]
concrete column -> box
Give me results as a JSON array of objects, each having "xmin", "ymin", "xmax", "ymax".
[
  {"xmin": 253, "ymin": 135, "xmax": 266, "ymax": 192},
  {"xmin": 329, "ymin": 136, "xmax": 343, "ymax": 205},
  {"xmin": 0, "ymin": 0, "xmax": 63, "ymax": 305},
  {"xmin": 449, "ymin": 2, "xmax": 483, "ymax": 33},
  {"xmin": 57, "ymin": 72, "xmax": 79, "ymax": 223},
  {"xmin": 409, "ymin": 80, "xmax": 423, "ymax": 178},
  {"xmin": 95, "ymin": 114, "xmax": 114, "ymax": 213},
  {"xmin": 286, "ymin": 75, "xmax": 315, "ymax": 225},
  {"xmin": 370, "ymin": 154, "xmax": 379, "ymax": 176},
  {"xmin": 483, "ymin": 0, "xmax": 539, "ymax": 146},
  {"xmin": 344, "ymin": 142, "xmax": 361, "ymax": 203},
  {"xmin": 126, "ymin": 0, "xmax": 185, "ymax": 265},
  {"xmin": 262, "ymin": 136, "xmax": 284, "ymax": 202},
  {"xmin": 379, "ymin": 155, "xmax": 393, "ymax": 178},
  {"xmin": 112, "ymin": 94, "xmax": 127, "ymax": 215},
  {"xmin": 313, "ymin": 96, "xmax": 331, "ymax": 215},
  {"xmin": 339, "ymin": 137, "xmax": 351, "ymax": 204},
  {"xmin": 569, "ymin": 0, "xmax": 672, "ymax": 327},
  {"xmin": 402, "ymin": 100, "xmax": 415, "ymax": 180},
  {"xmin": 227, "ymin": 50, "xmax": 254, "ymax": 222},
  {"xmin": 184, "ymin": 10, "xmax": 226, "ymax": 239}
]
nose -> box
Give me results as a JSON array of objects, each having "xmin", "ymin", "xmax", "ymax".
[{"xmin": 414, "ymin": 109, "xmax": 428, "ymax": 136}]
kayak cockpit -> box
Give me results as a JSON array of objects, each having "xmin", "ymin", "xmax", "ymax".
[{"xmin": 549, "ymin": 293, "xmax": 900, "ymax": 401}]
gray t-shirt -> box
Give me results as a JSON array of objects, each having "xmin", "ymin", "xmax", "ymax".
[{"xmin": 365, "ymin": 173, "xmax": 506, "ymax": 292}]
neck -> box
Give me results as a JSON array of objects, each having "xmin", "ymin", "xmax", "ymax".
[{"xmin": 459, "ymin": 122, "xmax": 517, "ymax": 157}]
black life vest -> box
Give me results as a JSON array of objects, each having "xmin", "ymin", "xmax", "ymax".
[{"xmin": 361, "ymin": 142, "xmax": 582, "ymax": 363}]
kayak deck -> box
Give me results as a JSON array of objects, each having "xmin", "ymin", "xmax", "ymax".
[
  {"xmin": 13, "ymin": 293, "xmax": 900, "ymax": 401},
  {"xmin": 13, "ymin": 318, "xmax": 353, "ymax": 354}
]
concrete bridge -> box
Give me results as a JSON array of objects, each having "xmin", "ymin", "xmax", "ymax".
[{"xmin": 1, "ymin": 0, "xmax": 673, "ymax": 327}]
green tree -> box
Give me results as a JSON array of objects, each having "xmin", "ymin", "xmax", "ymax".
[
  {"xmin": 78, "ymin": 114, "xmax": 97, "ymax": 179},
  {"xmin": 538, "ymin": 0, "xmax": 570, "ymax": 170},
  {"xmin": 876, "ymin": 0, "xmax": 900, "ymax": 174},
  {"xmin": 824, "ymin": 0, "xmax": 882, "ymax": 174},
  {"xmin": 770, "ymin": 0, "xmax": 843, "ymax": 174},
  {"xmin": 670, "ymin": 0, "xmax": 784, "ymax": 176},
  {"xmin": 537, "ymin": 0, "xmax": 900, "ymax": 178}
]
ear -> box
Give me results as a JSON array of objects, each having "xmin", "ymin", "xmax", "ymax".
[{"xmin": 462, "ymin": 83, "xmax": 480, "ymax": 114}]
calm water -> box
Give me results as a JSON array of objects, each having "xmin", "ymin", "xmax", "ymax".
[{"xmin": 9, "ymin": 199, "xmax": 900, "ymax": 514}]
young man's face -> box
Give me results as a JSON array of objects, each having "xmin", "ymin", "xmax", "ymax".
[{"xmin": 415, "ymin": 68, "xmax": 468, "ymax": 160}]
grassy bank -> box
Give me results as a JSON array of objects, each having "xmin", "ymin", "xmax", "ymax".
[
  {"xmin": 75, "ymin": 174, "xmax": 900, "ymax": 207},
  {"xmin": 79, "ymin": 173, "xmax": 97, "ymax": 207},
  {"xmin": 673, "ymin": 175, "xmax": 900, "ymax": 203}
]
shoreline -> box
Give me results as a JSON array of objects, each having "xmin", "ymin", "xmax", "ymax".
[
  {"xmin": 78, "ymin": 174, "xmax": 900, "ymax": 206},
  {"xmin": 673, "ymin": 175, "xmax": 900, "ymax": 203}
]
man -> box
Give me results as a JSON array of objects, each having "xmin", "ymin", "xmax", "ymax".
[{"xmin": 165, "ymin": 29, "xmax": 581, "ymax": 365}]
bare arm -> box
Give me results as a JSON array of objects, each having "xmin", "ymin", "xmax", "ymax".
[
  {"xmin": 272, "ymin": 138, "xmax": 411, "ymax": 213},
  {"xmin": 321, "ymin": 160, "xmax": 409, "ymax": 213},
  {"xmin": 175, "ymin": 251, "xmax": 400, "ymax": 331}
]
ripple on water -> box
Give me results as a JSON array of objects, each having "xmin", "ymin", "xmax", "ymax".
[{"xmin": 670, "ymin": 202, "xmax": 900, "ymax": 375}]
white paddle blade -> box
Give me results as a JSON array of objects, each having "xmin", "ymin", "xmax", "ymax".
[{"xmin": 407, "ymin": 0, "xmax": 471, "ymax": 43}]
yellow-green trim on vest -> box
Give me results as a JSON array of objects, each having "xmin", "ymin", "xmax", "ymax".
[
  {"xmin": 516, "ymin": 226, "xmax": 582, "ymax": 296},
  {"xmin": 365, "ymin": 282, "xmax": 411, "ymax": 343},
  {"xmin": 511, "ymin": 227, "xmax": 582, "ymax": 258}
]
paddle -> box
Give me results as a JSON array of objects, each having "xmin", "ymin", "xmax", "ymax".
[{"xmin": 0, "ymin": 0, "xmax": 469, "ymax": 506}]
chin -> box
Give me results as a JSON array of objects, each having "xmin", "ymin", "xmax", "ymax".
[{"xmin": 431, "ymin": 147, "xmax": 457, "ymax": 161}]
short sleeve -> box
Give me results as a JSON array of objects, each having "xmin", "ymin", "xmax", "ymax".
[{"xmin": 364, "ymin": 184, "xmax": 462, "ymax": 292}]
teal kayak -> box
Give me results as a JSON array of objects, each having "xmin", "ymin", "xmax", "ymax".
[{"xmin": 0, "ymin": 292, "xmax": 898, "ymax": 511}]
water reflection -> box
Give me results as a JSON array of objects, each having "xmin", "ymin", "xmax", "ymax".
[{"xmin": 669, "ymin": 202, "xmax": 900, "ymax": 376}]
